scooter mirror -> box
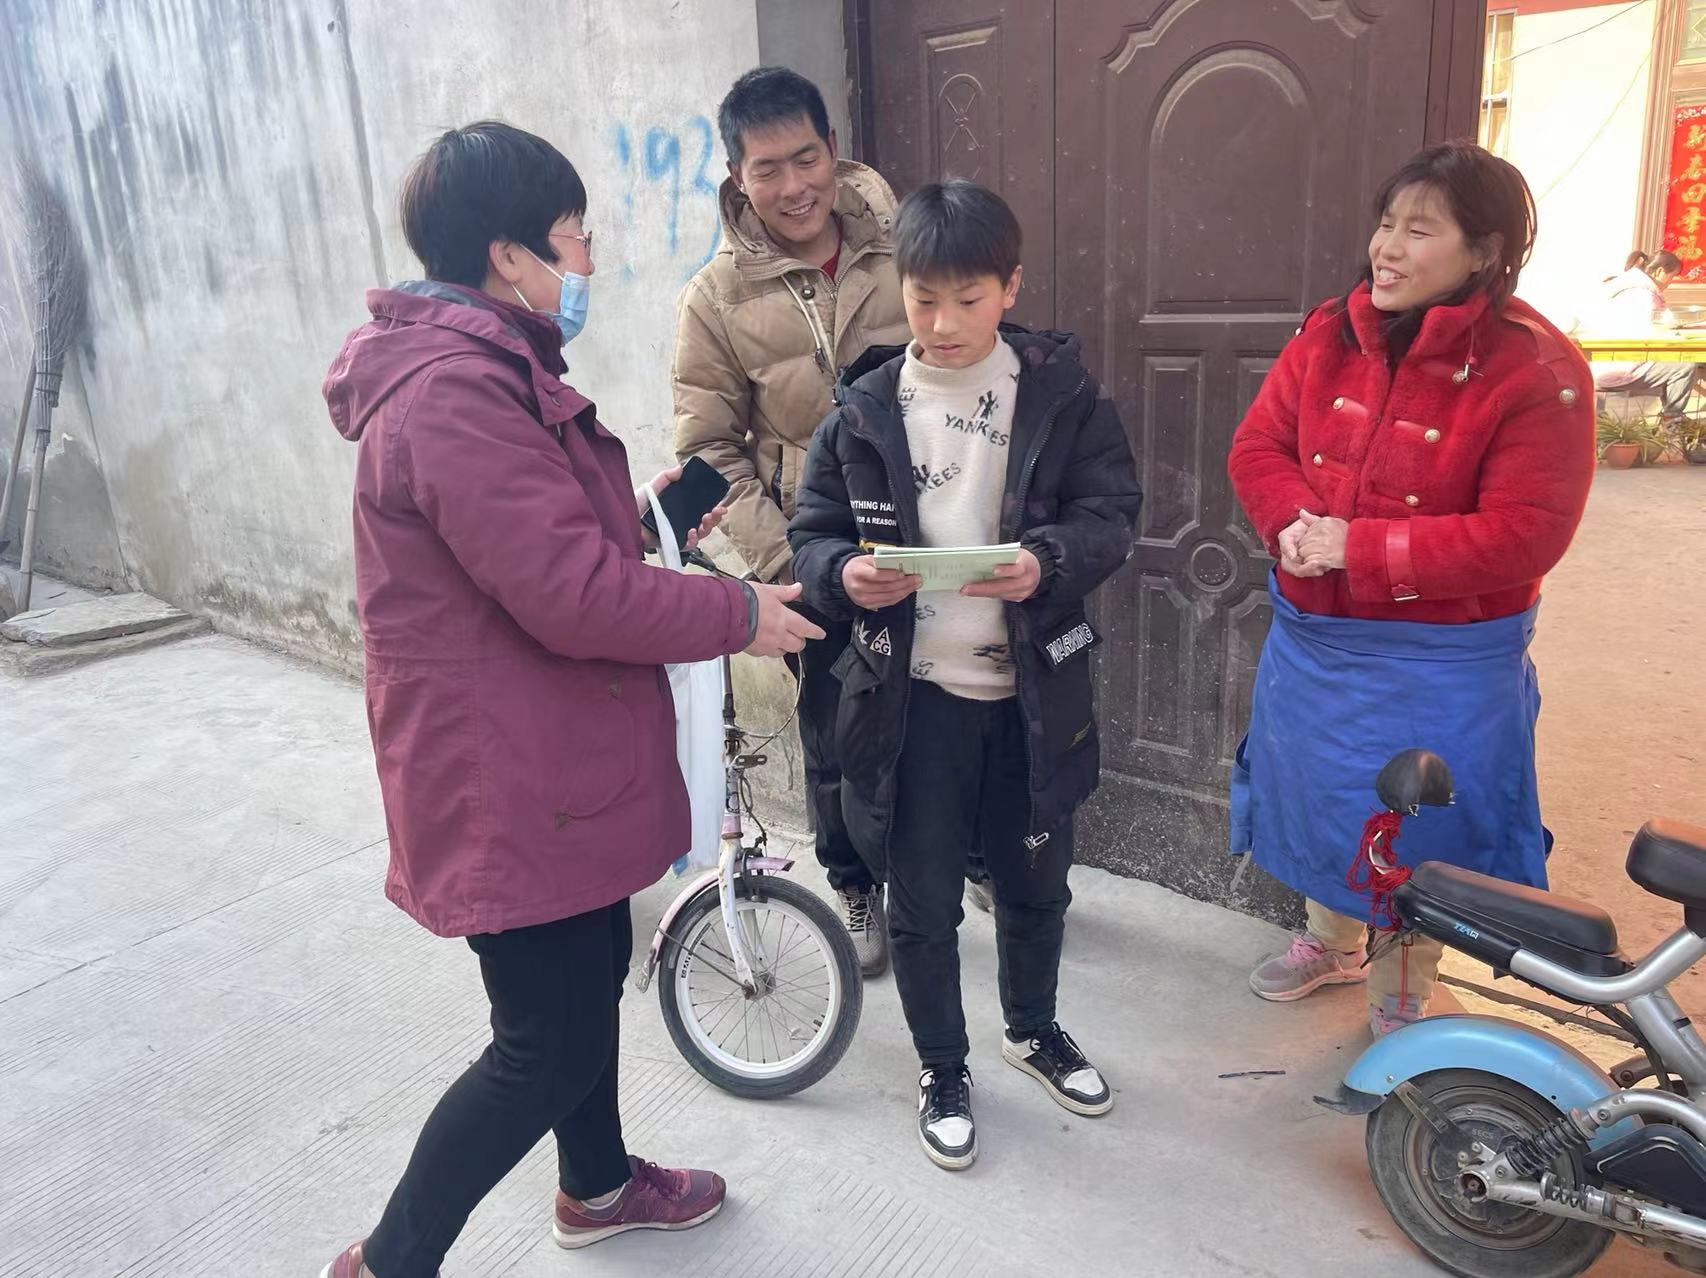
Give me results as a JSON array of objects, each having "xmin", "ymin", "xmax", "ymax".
[{"xmin": 1376, "ymin": 749, "xmax": 1455, "ymax": 814}]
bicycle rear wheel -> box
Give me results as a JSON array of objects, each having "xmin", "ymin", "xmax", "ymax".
[{"xmin": 657, "ymin": 875, "xmax": 861, "ymax": 1099}]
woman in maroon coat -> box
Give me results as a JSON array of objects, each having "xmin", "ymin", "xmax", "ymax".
[
  {"xmin": 1230, "ymin": 142, "xmax": 1595, "ymax": 1037},
  {"xmin": 317, "ymin": 123, "xmax": 820, "ymax": 1278}
]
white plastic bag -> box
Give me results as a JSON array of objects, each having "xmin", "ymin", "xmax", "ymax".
[{"xmin": 643, "ymin": 484, "xmax": 726, "ymax": 873}]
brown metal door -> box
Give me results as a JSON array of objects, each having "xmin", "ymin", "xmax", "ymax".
[
  {"xmin": 860, "ymin": 0, "xmax": 1056, "ymax": 329},
  {"xmin": 1055, "ymin": 0, "xmax": 1445, "ymax": 917},
  {"xmin": 854, "ymin": 0, "xmax": 1482, "ymax": 918}
]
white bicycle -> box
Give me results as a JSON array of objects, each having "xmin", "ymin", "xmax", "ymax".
[{"xmin": 633, "ymin": 574, "xmax": 862, "ymax": 1099}]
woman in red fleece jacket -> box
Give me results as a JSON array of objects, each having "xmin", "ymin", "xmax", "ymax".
[{"xmin": 1229, "ymin": 141, "xmax": 1594, "ymax": 1037}]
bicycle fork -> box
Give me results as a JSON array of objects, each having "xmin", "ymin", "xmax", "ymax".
[
  {"xmin": 633, "ymin": 839, "xmax": 798, "ymax": 993},
  {"xmin": 633, "ymin": 744, "xmax": 796, "ymax": 993},
  {"xmin": 634, "ymin": 647, "xmax": 803, "ymax": 995}
]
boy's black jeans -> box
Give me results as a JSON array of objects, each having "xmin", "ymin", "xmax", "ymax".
[
  {"xmin": 364, "ymin": 902, "xmax": 634, "ymax": 1276},
  {"xmin": 887, "ymin": 679, "xmax": 1074, "ymax": 1069}
]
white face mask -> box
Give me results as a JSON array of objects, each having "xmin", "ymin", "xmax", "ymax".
[{"xmin": 513, "ymin": 247, "xmax": 590, "ymax": 344}]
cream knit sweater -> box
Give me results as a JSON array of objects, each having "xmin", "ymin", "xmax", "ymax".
[{"xmin": 898, "ymin": 339, "xmax": 1020, "ymax": 701}]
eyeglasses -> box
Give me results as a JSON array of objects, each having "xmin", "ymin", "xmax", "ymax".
[{"xmin": 549, "ymin": 230, "xmax": 593, "ymax": 253}]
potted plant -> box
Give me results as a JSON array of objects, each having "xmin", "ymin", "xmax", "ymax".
[
  {"xmin": 1597, "ymin": 408, "xmax": 1658, "ymax": 468},
  {"xmin": 1675, "ymin": 415, "xmax": 1706, "ymax": 465},
  {"xmin": 1642, "ymin": 421, "xmax": 1675, "ymax": 466}
]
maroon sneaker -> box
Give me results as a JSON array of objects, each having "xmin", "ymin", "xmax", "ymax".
[
  {"xmin": 552, "ymin": 1155, "xmax": 727, "ymax": 1249},
  {"xmin": 318, "ymin": 1242, "xmax": 367, "ymax": 1278}
]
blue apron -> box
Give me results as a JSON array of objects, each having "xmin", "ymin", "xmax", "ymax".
[{"xmin": 1231, "ymin": 574, "xmax": 1549, "ymax": 920}]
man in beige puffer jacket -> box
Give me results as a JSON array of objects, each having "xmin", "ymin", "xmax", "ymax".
[{"xmin": 674, "ymin": 67, "xmax": 909, "ymax": 975}]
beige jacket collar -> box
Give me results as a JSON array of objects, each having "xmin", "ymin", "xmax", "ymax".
[{"xmin": 717, "ymin": 160, "xmax": 898, "ymax": 282}]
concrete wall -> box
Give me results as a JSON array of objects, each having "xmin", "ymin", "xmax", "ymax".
[
  {"xmin": 758, "ymin": 0, "xmax": 853, "ymax": 148},
  {"xmin": 1505, "ymin": 1, "xmax": 1657, "ymax": 329},
  {"xmin": 0, "ymin": 0, "xmax": 847, "ymax": 686}
]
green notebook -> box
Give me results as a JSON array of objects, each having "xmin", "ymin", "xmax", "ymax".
[{"xmin": 870, "ymin": 543, "xmax": 1022, "ymax": 592}]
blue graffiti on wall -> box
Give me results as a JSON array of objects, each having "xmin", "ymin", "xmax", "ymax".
[{"xmin": 613, "ymin": 117, "xmax": 722, "ymax": 281}]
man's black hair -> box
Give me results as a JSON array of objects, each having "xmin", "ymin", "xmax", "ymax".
[
  {"xmin": 718, "ymin": 67, "xmax": 832, "ymax": 168},
  {"xmin": 893, "ymin": 179, "xmax": 1022, "ymax": 283},
  {"xmin": 400, "ymin": 120, "xmax": 587, "ymax": 287}
]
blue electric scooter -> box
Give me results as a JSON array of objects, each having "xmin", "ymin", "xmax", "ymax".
[{"xmin": 1331, "ymin": 750, "xmax": 1706, "ymax": 1277}]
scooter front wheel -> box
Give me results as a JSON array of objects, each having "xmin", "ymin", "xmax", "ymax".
[
  {"xmin": 1366, "ymin": 1069, "xmax": 1612, "ymax": 1278},
  {"xmin": 657, "ymin": 875, "xmax": 862, "ymax": 1099}
]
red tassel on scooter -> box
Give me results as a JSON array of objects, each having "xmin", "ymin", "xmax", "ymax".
[{"xmin": 1348, "ymin": 809, "xmax": 1410, "ymax": 932}]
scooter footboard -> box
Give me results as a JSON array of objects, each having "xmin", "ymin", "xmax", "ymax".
[{"xmin": 1343, "ymin": 1015, "xmax": 1638, "ymax": 1147}]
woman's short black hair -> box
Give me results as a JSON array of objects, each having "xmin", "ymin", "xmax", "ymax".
[
  {"xmin": 718, "ymin": 67, "xmax": 832, "ymax": 168},
  {"xmin": 400, "ymin": 121, "xmax": 587, "ymax": 288},
  {"xmin": 893, "ymin": 180, "xmax": 1022, "ymax": 284}
]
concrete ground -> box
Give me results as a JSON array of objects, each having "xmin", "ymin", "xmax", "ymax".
[{"xmin": 1, "ymin": 631, "xmax": 1671, "ymax": 1276}]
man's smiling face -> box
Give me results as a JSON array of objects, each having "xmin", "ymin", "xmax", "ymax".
[{"xmin": 731, "ymin": 114, "xmax": 839, "ymax": 258}]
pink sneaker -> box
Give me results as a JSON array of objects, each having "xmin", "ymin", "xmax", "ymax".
[
  {"xmin": 317, "ymin": 1241, "xmax": 432, "ymax": 1278},
  {"xmin": 1369, "ymin": 994, "xmax": 1429, "ymax": 1038},
  {"xmin": 1249, "ymin": 932, "xmax": 1368, "ymax": 1003},
  {"xmin": 318, "ymin": 1243, "xmax": 367, "ymax": 1278},
  {"xmin": 552, "ymin": 1156, "xmax": 726, "ymax": 1249}
]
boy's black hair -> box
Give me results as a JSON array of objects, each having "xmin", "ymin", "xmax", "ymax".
[
  {"xmin": 893, "ymin": 180, "xmax": 1022, "ymax": 284},
  {"xmin": 1651, "ymin": 250, "xmax": 1684, "ymax": 275},
  {"xmin": 400, "ymin": 121, "xmax": 587, "ymax": 288},
  {"xmin": 718, "ymin": 67, "xmax": 832, "ymax": 168}
]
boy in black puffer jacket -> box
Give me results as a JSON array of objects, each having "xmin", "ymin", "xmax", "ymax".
[{"xmin": 788, "ymin": 180, "xmax": 1142, "ymax": 1171}]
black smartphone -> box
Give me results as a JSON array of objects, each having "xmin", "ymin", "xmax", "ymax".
[{"xmin": 642, "ymin": 455, "xmax": 731, "ymax": 554}]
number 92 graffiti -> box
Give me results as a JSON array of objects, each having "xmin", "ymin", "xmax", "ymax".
[{"xmin": 613, "ymin": 117, "xmax": 722, "ymax": 281}]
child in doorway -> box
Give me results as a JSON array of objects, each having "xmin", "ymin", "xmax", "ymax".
[{"xmin": 789, "ymin": 180, "xmax": 1142, "ymax": 1169}]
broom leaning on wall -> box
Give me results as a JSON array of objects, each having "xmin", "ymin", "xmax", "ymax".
[
  {"xmin": 0, "ymin": 357, "xmax": 33, "ymax": 617},
  {"xmin": 2, "ymin": 155, "xmax": 88, "ymax": 614},
  {"xmin": 0, "ymin": 359, "xmax": 34, "ymax": 560}
]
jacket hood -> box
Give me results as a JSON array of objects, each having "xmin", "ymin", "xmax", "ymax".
[
  {"xmin": 716, "ymin": 160, "xmax": 898, "ymax": 279},
  {"xmin": 324, "ymin": 281, "xmax": 582, "ymax": 442},
  {"xmin": 837, "ymin": 323, "xmax": 1086, "ymax": 406}
]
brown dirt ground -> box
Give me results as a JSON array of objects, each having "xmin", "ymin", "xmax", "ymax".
[
  {"xmin": 1438, "ymin": 463, "xmax": 1706, "ymax": 1049},
  {"xmin": 1530, "ymin": 464, "xmax": 1706, "ymax": 1010},
  {"xmin": 1421, "ymin": 466, "xmax": 1703, "ymax": 1276}
]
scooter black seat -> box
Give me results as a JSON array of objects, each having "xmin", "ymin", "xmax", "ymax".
[
  {"xmin": 1399, "ymin": 862, "xmax": 1628, "ymax": 977},
  {"xmin": 1628, "ymin": 820, "xmax": 1706, "ymax": 910}
]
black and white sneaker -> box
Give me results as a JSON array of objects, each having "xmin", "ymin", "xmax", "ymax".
[
  {"xmin": 1003, "ymin": 1023, "xmax": 1112, "ymax": 1116},
  {"xmin": 917, "ymin": 1065, "xmax": 976, "ymax": 1170}
]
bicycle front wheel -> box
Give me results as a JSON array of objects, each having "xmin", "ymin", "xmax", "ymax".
[{"xmin": 657, "ymin": 875, "xmax": 862, "ymax": 1099}]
